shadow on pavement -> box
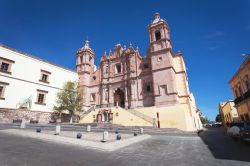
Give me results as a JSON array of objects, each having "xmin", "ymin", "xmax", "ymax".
[{"xmin": 199, "ymin": 127, "xmax": 250, "ymax": 162}]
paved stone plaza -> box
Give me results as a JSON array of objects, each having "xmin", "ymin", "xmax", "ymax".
[
  {"xmin": 0, "ymin": 129, "xmax": 150, "ymax": 151},
  {"xmin": 0, "ymin": 126, "xmax": 250, "ymax": 166}
]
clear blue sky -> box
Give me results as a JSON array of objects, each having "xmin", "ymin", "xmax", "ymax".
[{"xmin": 1, "ymin": 0, "xmax": 250, "ymax": 120}]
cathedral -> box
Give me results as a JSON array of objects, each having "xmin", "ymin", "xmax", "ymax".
[
  {"xmin": 77, "ymin": 13, "xmax": 191, "ymax": 110},
  {"xmin": 0, "ymin": 13, "xmax": 201, "ymax": 131},
  {"xmin": 76, "ymin": 13, "xmax": 202, "ymax": 131}
]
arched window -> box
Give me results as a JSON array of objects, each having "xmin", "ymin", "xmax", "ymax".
[
  {"xmin": 245, "ymin": 80, "xmax": 249, "ymax": 91},
  {"xmin": 115, "ymin": 63, "xmax": 121, "ymax": 74},
  {"xmin": 80, "ymin": 56, "xmax": 83, "ymax": 63},
  {"xmin": 239, "ymin": 86, "xmax": 242, "ymax": 96},
  {"xmin": 155, "ymin": 30, "xmax": 161, "ymax": 41}
]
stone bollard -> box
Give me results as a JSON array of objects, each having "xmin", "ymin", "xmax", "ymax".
[
  {"xmin": 36, "ymin": 128, "xmax": 42, "ymax": 133},
  {"xmin": 87, "ymin": 125, "xmax": 91, "ymax": 132},
  {"xmin": 140, "ymin": 128, "xmax": 143, "ymax": 134},
  {"xmin": 116, "ymin": 134, "xmax": 121, "ymax": 140},
  {"xmin": 102, "ymin": 131, "xmax": 109, "ymax": 142},
  {"xmin": 76, "ymin": 133, "xmax": 82, "ymax": 139},
  {"xmin": 20, "ymin": 120, "xmax": 25, "ymax": 129},
  {"xmin": 115, "ymin": 128, "xmax": 119, "ymax": 134},
  {"xmin": 55, "ymin": 125, "xmax": 61, "ymax": 135},
  {"xmin": 134, "ymin": 132, "xmax": 137, "ymax": 136}
]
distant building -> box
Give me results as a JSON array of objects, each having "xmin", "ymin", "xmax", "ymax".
[
  {"xmin": 218, "ymin": 101, "xmax": 239, "ymax": 126},
  {"xmin": 229, "ymin": 54, "xmax": 250, "ymax": 122}
]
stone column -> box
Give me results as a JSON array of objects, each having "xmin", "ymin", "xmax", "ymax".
[
  {"xmin": 108, "ymin": 85, "xmax": 113, "ymax": 107},
  {"xmin": 130, "ymin": 81, "xmax": 136, "ymax": 109},
  {"xmin": 101, "ymin": 87, "xmax": 106, "ymax": 105},
  {"xmin": 152, "ymin": 31, "xmax": 156, "ymax": 41},
  {"xmin": 124, "ymin": 86, "xmax": 128, "ymax": 109}
]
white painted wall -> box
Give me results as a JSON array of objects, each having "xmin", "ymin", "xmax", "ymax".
[{"xmin": 0, "ymin": 45, "xmax": 78, "ymax": 112}]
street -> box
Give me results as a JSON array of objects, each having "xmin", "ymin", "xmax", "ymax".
[{"xmin": 0, "ymin": 127, "xmax": 250, "ymax": 166}]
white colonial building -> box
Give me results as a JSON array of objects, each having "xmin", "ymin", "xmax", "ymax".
[{"xmin": 0, "ymin": 44, "xmax": 78, "ymax": 114}]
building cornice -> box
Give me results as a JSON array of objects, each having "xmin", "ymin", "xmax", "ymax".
[
  {"xmin": 0, "ymin": 43, "xmax": 77, "ymax": 74},
  {"xmin": 229, "ymin": 54, "xmax": 250, "ymax": 84}
]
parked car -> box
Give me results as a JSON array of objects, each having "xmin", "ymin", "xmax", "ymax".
[
  {"xmin": 227, "ymin": 122, "xmax": 244, "ymax": 140},
  {"xmin": 212, "ymin": 122, "xmax": 222, "ymax": 127},
  {"xmin": 240, "ymin": 123, "xmax": 250, "ymax": 142},
  {"xmin": 203, "ymin": 123, "xmax": 213, "ymax": 128}
]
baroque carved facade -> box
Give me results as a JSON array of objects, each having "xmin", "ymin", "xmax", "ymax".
[{"xmin": 77, "ymin": 13, "xmax": 191, "ymax": 110}]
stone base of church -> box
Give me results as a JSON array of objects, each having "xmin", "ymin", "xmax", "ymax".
[{"xmin": 79, "ymin": 104, "xmax": 202, "ymax": 132}]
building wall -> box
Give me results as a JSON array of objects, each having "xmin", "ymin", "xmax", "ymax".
[
  {"xmin": 0, "ymin": 45, "xmax": 78, "ymax": 112},
  {"xmin": 229, "ymin": 55, "xmax": 250, "ymax": 122},
  {"xmin": 219, "ymin": 101, "xmax": 239, "ymax": 126}
]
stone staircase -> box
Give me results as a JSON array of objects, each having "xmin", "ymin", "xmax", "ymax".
[
  {"xmin": 80, "ymin": 106, "xmax": 95, "ymax": 118},
  {"xmin": 124, "ymin": 108, "xmax": 155, "ymax": 125},
  {"xmin": 80, "ymin": 106, "xmax": 156, "ymax": 126}
]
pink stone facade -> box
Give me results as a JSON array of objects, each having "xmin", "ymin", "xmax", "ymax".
[{"xmin": 77, "ymin": 13, "xmax": 190, "ymax": 110}]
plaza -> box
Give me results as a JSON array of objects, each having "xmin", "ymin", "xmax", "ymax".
[{"xmin": 0, "ymin": 125, "xmax": 250, "ymax": 166}]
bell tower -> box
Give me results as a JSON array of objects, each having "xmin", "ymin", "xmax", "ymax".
[
  {"xmin": 148, "ymin": 12, "xmax": 172, "ymax": 53},
  {"xmin": 76, "ymin": 39, "xmax": 95, "ymax": 86},
  {"xmin": 76, "ymin": 40, "xmax": 95, "ymax": 108},
  {"xmin": 148, "ymin": 13, "xmax": 178, "ymax": 106}
]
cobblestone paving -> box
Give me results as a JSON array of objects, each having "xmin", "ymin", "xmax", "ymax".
[{"xmin": 0, "ymin": 128, "xmax": 250, "ymax": 166}]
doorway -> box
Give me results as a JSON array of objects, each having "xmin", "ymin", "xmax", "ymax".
[{"xmin": 113, "ymin": 88, "xmax": 125, "ymax": 108}]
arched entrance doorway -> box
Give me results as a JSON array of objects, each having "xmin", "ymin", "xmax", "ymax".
[{"xmin": 113, "ymin": 88, "xmax": 125, "ymax": 108}]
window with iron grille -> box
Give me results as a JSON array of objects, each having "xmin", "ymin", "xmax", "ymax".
[
  {"xmin": 37, "ymin": 93, "xmax": 45, "ymax": 103},
  {"xmin": 42, "ymin": 74, "xmax": 48, "ymax": 82},
  {"xmin": 0, "ymin": 86, "xmax": 3, "ymax": 97},
  {"xmin": 1, "ymin": 62, "xmax": 9, "ymax": 71}
]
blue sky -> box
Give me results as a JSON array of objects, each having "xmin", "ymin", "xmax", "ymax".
[{"xmin": 0, "ymin": 0, "xmax": 250, "ymax": 120}]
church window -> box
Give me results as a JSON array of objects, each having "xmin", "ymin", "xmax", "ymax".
[
  {"xmin": 89, "ymin": 56, "xmax": 92, "ymax": 62},
  {"xmin": 90, "ymin": 93, "xmax": 96, "ymax": 102},
  {"xmin": 155, "ymin": 30, "xmax": 161, "ymax": 41},
  {"xmin": 93, "ymin": 76, "xmax": 96, "ymax": 80},
  {"xmin": 157, "ymin": 57, "xmax": 162, "ymax": 62},
  {"xmin": 115, "ymin": 63, "xmax": 121, "ymax": 74},
  {"xmin": 143, "ymin": 64, "xmax": 149, "ymax": 69},
  {"xmin": 80, "ymin": 56, "xmax": 83, "ymax": 63},
  {"xmin": 238, "ymin": 86, "xmax": 242, "ymax": 96},
  {"xmin": 105, "ymin": 65, "xmax": 109, "ymax": 73},
  {"xmin": 245, "ymin": 77, "xmax": 249, "ymax": 91},
  {"xmin": 146, "ymin": 85, "xmax": 151, "ymax": 92}
]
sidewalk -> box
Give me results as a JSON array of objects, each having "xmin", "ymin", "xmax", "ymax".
[{"xmin": 0, "ymin": 129, "xmax": 151, "ymax": 151}]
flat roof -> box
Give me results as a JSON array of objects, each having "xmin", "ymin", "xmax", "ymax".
[{"xmin": 0, "ymin": 43, "xmax": 77, "ymax": 73}]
